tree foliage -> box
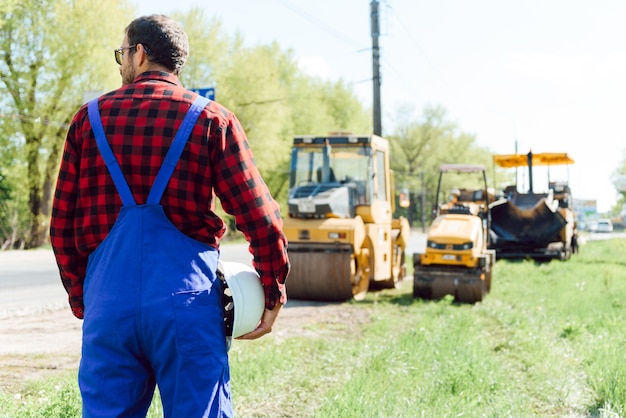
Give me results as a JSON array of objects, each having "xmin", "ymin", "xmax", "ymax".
[
  {"xmin": 0, "ymin": 0, "xmax": 131, "ymax": 248},
  {"xmin": 610, "ymin": 149, "xmax": 626, "ymax": 216},
  {"xmin": 177, "ymin": 9, "xmax": 371, "ymax": 197},
  {"xmin": 0, "ymin": 3, "xmax": 497, "ymax": 248},
  {"xmin": 175, "ymin": 8, "xmax": 371, "ymax": 233},
  {"xmin": 388, "ymin": 104, "xmax": 495, "ymax": 227}
]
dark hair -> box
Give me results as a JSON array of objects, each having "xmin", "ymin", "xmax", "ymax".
[{"xmin": 125, "ymin": 15, "xmax": 189, "ymax": 75}]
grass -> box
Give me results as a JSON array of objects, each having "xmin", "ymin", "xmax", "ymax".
[
  {"xmin": 0, "ymin": 372, "xmax": 81, "ymax": 417},
  {"xmin": 1, "ymin": 238, "xmax": 625, "ymax": 417}
]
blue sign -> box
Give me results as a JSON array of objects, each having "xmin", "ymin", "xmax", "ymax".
[{"xmin": 189, "ymin": 87, "xmax": 215, "ymax": 101}]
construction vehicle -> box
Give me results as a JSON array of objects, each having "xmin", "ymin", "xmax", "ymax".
[
  {"xmin": 282, "ymin": 134, "xmax": 410, "ymax": 301},
  {"xmin": 489, "ymin": 151, "xmax": 577, "ymax": 261},
  {"xmin": 413, "ymin": 164, "xmax": 496, "ymax": 303}
]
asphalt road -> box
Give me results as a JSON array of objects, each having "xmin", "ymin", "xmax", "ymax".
[
  {"xmin": 1, "ymin": 229, "xmax": 622, "ymax": 318},
  {"xmin": 0, "ymin": 242, "xmax": 253, "ymax": 318},
  {"xmin": 0, "ymin": 230, "xmax": 427, "ymax": 318}
]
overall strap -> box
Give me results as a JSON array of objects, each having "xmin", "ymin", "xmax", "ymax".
[
  {"xmin": 147, "ymin": 95, "xmax": 210, "ymax": 204},
  {"xmin": 88, "ymin": 99, "xmax": 136, "ymax": 206}
]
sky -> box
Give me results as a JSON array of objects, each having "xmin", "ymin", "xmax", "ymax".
[{"xmin": 133, "ymin": 0, "xmax": 626, "ymax": 213}]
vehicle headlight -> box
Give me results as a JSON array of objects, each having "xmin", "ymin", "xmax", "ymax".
[
  {"xmin": 427, "ymin": 240, "xmax": 446, "ymax": 249},
  {"xmin": 452, "ymin": 241, "xmax": 473, "ymax": 250}
]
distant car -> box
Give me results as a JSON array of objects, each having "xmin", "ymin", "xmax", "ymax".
[{"xmin": 596, "ymin": 219, "xmax": 613, "ymax": 233}]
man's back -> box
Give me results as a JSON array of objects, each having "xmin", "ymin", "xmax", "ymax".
[{"xmin": 68, "ymin": 71, "xmax": 224, "ymax": 253}]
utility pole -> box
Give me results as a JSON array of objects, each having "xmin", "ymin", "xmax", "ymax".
[
  {"xmin": 421, "ymin": 170, "xmax": 426, "ymax": 232},
  {"xmin": 370, "ymin": 0, "xmax": 382, "ymax": 136}
]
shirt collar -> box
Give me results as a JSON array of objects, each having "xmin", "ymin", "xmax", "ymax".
[{"xmin": 133, "ymin": 71, "xmax": 182, "ymax": 87}]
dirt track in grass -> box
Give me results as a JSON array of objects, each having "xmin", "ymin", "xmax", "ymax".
[{"xmin": 0, "ymin": 299, "xmax": 368, "ymax": 391}]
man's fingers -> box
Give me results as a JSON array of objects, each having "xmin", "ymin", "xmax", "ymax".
[{"xmin": 236, "ymin": 303, "xmax": 282, "ymax": 340}]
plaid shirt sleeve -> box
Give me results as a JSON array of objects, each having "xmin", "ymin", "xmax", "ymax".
[
  {"xmin": 50, "ymin": 113, "xmax": 88, "ymax": 318},
  {"xmin": 209, "ymin": 109, "xmax": 289, "ymax": 310}
]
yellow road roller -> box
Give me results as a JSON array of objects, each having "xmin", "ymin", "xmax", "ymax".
[
  {"xmin": 413, "ymin": 164, "xmax": 496, "ymax": 303},
  {"xmin": 283, "ymin": 135, "xmax": 410, "ymax": 301}
]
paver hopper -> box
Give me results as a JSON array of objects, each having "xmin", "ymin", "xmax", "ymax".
[{"xmin": 489, "ymin": 151, "xmax": 577, "ymax": 260}]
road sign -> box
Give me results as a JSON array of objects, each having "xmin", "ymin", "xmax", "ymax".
[{"xmin": 189, "ymin": 87, "xmax": 215, "ymax": 101}]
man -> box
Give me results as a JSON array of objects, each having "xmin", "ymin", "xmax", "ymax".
[{"xmin": 50, "ymin": 14, "xmax": 289, "ymax": 417}]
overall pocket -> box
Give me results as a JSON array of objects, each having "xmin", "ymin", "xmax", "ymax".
[{"xmin": 172, "ymin": 289, "xmax": 225, "ymax": 356}]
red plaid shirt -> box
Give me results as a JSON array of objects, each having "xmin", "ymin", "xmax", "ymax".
[{"xmin": 50, "ymin": 71, "xmax": 289, "ymax": 319}]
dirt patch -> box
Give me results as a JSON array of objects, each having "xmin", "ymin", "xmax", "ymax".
[
  {"xmin": 0, "ymin": 308, "xmax": 79, "ymax": 391},
  {"xmin": 273, "ymin": 300, "xmax": 370, "ymax": 340},
  {"xmin": 0, "ymin": 300, "xmax": 367, "ymax": 391}
]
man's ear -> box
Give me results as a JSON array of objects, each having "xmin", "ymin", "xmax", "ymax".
[{"xmin": 136, "ymin": 44, "xmax": 150, "ymax": 66}]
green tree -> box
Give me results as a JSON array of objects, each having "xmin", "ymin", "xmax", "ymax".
[
  {"xmin": 0, "ymin": 91, "xmax": 25, "ymax": 249},
  {"xmin": 388, "ymin": 104, "xmax": 493, "ymax": 226},
  {"xmin": 176, "ymin": 7, "xmax": 370, "ymax": 223},
  {"xmin": 611, "ymin": 149, "xmax": 626, "ymax": 217},
  {"xmin": 0, "ymin": 3, "xmax": 400, "ymax": 247},
  {"xmin": 0, "ymin": 0, "xmax": 132, "ymax": 248}
]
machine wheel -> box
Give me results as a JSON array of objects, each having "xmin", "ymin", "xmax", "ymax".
[
  {"xmin": 395, "ymin": 250, "xmax": 407, "ymax": 282},
  {"xmin": 473, "ymin": 279, "xmax": 486, "ymax": 303},
  {"xmin": 571, "ymin": 234, "xmax": 579, "ymax": 255},
  {"xmin": 413, "ymin": 279, "xmax": 433, "ymax": 299},
  {"xmin": 560, "ymin": 242, "xmax": 571, "ymax": 261},
  {"xmin": 286, "ymin": 246, "xmax": 359, "ymax": 301},
  {"xmin": 485, "ymin": 250, "xmax": 496, "ymax": 292},
  {"xmin": 456, "ymin": 275, "xmax": 485, "ymax": 304},
  {"xmin": 378, "ymin": 247, "xmax": 405, "ymax": 289},
  {"xmin": 456, "ymin": 280, "xmax": 473, "ymax": 303},
  {"xmin": 352, "ymin": 258, "xmax": 369, "ymax": 300}
]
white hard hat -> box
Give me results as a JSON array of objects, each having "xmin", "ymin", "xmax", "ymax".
[{"xmin": 217, "ymin": 260, "xmax": 265, "ymax": 339}]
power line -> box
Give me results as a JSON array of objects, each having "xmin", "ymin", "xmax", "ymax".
[
  {"xmin": 275, "ymin": 0, "xmax": 362, "ymax": 48},
  {"xmin": 385, "ymin": 2, "xmax": 475, "ymax": 119}
]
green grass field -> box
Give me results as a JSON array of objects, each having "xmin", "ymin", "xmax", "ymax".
[{"xmin": 1, "ymin": 238, "xmax": 625, "ymax": 417}]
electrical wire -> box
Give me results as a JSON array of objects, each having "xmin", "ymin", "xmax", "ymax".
[
  {"xmin": 384, "ymin": 1, "xmax": 474, "ymax": 118},
  {"xmin": 275, "ymin": 0, "xmax": 363, "ymax": 48}
]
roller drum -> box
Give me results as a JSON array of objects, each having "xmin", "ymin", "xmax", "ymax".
[{"xmin": 286, "ymin": 243, "xmax": 359, "ymax": 301}]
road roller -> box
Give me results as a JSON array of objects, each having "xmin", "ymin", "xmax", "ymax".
[
  {"xmin": 283, "ymin": 134, "xmax": 410, "ymax": 301},
  {"xmin": 413, "ymin": 164, "xmax": 496, "ymax": 304}
]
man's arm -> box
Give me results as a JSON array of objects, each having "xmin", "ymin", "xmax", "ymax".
[
  {"xmin": 210, "ymin": 109, "xmax": 290, "ymax": 315},
  {"xmin": 50, "ymin": 117, "xmax": 87, "ymax": 319}
]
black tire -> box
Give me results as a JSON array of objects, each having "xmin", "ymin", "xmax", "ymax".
[
  {"xmin": 456, "ymin": 276, "xmax": 485, "ymax": 304},
  {"xmin": 413, "ymin": 280, "xmax": 432, "ymax": 299},
  {"xmin": 474, "ymin": 279, "xmax": 486, "ymax": 303}
]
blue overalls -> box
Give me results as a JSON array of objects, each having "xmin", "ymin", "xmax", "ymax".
[{"xmin": 80, "ymin": 96, "xmax": 232, "ymax": 417}]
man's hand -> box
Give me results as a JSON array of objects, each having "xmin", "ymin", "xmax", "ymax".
[{"xmin": 237, "ymin": 301, "xmax": 283, "ymax": 340}]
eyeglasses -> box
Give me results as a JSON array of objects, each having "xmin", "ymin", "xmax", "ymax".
[{"xmin": 114, "ymin": 44, "xmax": 136, "ymax": 65}]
